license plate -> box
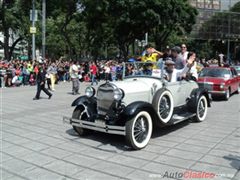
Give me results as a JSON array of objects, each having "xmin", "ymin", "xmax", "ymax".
[{"xmin": 95, "ymin": 119, "xmax": 105, "ymax": 127}]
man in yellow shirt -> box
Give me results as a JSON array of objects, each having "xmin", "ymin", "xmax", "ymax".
[{"xmin": 141, "ymin": 45, "xmax": 163, "ymax": 63}]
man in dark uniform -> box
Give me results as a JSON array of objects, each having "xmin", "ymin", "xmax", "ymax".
[{"xmin": 33, "ymin": 64, "xmax": 52, "ymax": 100}]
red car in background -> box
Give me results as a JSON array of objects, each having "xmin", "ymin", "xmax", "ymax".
[{"xmin": 198, "ymin": 67, "xmax": 240, "ymax": 100}]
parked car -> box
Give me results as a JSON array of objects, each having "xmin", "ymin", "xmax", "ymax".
[
  {"xmin": 232, "ymin": 65, "xmax": 240, "ymax": 76},
  {"xmin": 63, "ymin": 62, "xmax": 211, "ymax": 150},
  {"xmin": 198, "ymin": 67, "xmax": 240, "ymax": 100}
]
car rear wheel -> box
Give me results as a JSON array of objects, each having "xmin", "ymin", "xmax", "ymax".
[
  {"xmin": 126, "ymin": 111, "xmax": 153, "ymax": 150},
  {"xmin": 224, "ymin": 88, "xmax": 230, "ymax": 100},
  {"xmin": 152, "ymin": 89, "xmax": 174, "ymax": 123},
  {"xmin": 72, "ymin": 106, "xmax": 91, "ymax": 136},
  {"xmin": 195, "ymin": 95, "xmax": 208, "ymax": 122}
]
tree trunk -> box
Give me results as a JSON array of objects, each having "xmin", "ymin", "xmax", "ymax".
[
  {"xmin": 9, "ymin": 37, "xmax": 23, "ymax": 60},
  {"xmin": 4, "ymin": 29, "xmax": 10, "ymax": 61}
]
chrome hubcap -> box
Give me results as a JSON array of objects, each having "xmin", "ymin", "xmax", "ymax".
[
  {"xmin": 159, "ymin": 96, "xmax": 171, "ymax": 119},
  {"xmin": 134, "ymin": 116, "xmax": 148, "ymax": 143}
]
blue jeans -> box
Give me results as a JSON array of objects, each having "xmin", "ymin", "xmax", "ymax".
[
  {"xmin": 63, "ymin": 72, "xmax": 69, "ymax": 81},
  {"xmin": 91, "ymin": 74, "xmax": 98, "ymax": 85}
]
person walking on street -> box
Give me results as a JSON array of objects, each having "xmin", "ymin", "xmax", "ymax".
[
  {"xmin": 70, "ymin": 61, "xmax": 80, "ymax": 95},
  {"xmin": 47, "ymin": 62, "xmax": 57, "ymax": 91},
  {"xmin": 90, "ymin": 62, "xmax": 98, "ymax": 85},
  {"xmin": 33, "ymin": 64, "xmax": 52, "ymax": 100}
]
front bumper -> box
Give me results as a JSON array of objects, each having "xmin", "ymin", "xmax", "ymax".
[
  {"xmin": 63, "ymin": 116, "xmax": 125, "ymax": 135},
  {"xmin": 209, "ymin": 90, "xmax": 226, "ymax": 95}
]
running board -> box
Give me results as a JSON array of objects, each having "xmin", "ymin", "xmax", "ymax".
[{"xmin": 169, "ymin": 112, "xmax": 196, "ymax": 125}]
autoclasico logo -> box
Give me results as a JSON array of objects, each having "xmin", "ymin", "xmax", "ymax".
[
  {"xmin": 163, "ymin": 171, "xmax": 216, "ymax": 179},
  {"xmin": 150, "ymin": 171, "xmax": 217, "ymax": 179}
]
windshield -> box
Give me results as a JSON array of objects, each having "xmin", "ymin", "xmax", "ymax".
[
  {"xmin": 123, "ymin": 61, "xmax": 163, "ymax": 79},
  {"xmin": 199, "ymin": 68, "xmax": 231, "ymax": 78}
]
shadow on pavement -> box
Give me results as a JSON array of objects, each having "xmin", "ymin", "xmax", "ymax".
[
  {"xmin": 65, "ymin": 119, "xmax": 192, "ymax": 151},
  {"xmin": 212, "ymin": 93, "xmax": 238, "ymax": 101},
  {"xmin": 151, "ymin": 120, "xmax": 190, "ymax": 138},
  {"xmin": 223, "ymin": 154, "xmax": 240, "ymax": 170},
  {"xmin": 65, "ymin": 128, "xmax": 128, "ymax": 152}
]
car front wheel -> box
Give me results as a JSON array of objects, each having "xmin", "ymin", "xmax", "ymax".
[
  {"xmin": 126, "ymin": 111, "xmax": 153, "ymax": 150},
  {"xmin": 224, "ymin": 88, "xmax": 230, "ymax": 100},
  {"xmin": 72, "ymin": 106, "xmax": 91, "ymax": 136},
  {"xmin": 195, "ymin": 95, "xmax": 208, "ymax": 122}
]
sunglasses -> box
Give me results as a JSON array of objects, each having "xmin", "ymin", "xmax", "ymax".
[{"xmin": 181, "ymin": 47, "xmax": 186, "ymax": 49}]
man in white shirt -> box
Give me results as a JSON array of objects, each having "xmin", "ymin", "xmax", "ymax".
[
  {"xmin": 164, "ymin": 54, "xmax": 195, "ymax": 83},
  {"xmin": 70, "ymin": 61, "xmax": 80, "ymax": 95}
]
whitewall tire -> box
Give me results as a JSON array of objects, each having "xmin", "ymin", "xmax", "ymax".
[
  {"xmin": 153, "ymin": 89, "xmax": 174, "ymax": 123},
  {"xmin": 195, "ymin": 95, "xmax": 208, "ymax": 122},
  {"xmin": 126, "ymin": 111, "xmax": 153, "ymax": 150}
]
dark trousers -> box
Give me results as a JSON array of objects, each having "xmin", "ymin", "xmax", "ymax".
[
  {"xmin": 35, "ymin": 82, "xmax": 52, "ymax": 99},
  {"xmin": 72, "ymin": 78, "xmax": 79, "ymax": 94}
]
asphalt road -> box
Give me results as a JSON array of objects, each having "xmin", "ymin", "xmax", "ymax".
[{"xmin": 1, "ymin": 81, "xmax": 240, "ymax": 180}]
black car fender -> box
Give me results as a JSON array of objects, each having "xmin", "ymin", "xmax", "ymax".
[
  {"xmin": 71, "ymin": 96, "xmax": 97, "ymax": 116},
  {"xmin": 71, "ymin": 95, "xmax": 96, "ymax": 106},
  {"xmin": 187, "ymin": 88, "xmax": 211, "ymax": 113},
  {"xmin": 119, "ymin": 101, "xmax": 159, "ymax": 126}
]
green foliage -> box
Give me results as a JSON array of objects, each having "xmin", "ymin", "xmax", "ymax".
[{"xmin": 1, "ymin": 0, "xmax": 198, "ymax": 61}]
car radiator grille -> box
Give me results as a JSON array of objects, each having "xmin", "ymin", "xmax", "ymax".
[
  {"xmin": 198, "ymin": 83, "xmax": 213, "ymax": 91},
  {"xmin": 97, "ymin": 83, "xmax": 115, "ymax": 115}
]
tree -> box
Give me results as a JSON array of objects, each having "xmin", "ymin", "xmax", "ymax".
[
  {"xmin": 108, "ymin": 0, "xmax": 161, "ymax": 59},
  {"xmin": 0, "ymin": 0, "xmax": 27, "ymax": 60},
  {"xmin": 151, "ymin": 0, "xmax": 198, "ymax": 50}
]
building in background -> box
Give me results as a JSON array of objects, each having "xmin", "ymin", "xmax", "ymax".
[
  {"xmin": 189, "ymin": 0, "xmax": 240, "ymax": 62},
  {"xmin": 189, "ymin": 0, "xmax": 221, "ymax": 39},
  {"xmin": 189, "ymin": 0, "xmax": 240, "ymax": 40}
]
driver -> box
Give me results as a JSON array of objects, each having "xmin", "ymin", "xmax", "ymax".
[{"xmin": 164, "ymin": 54, "xmax": 195, "ymax": 82}]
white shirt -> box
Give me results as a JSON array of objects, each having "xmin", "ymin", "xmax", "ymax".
[
  {"xmin": 164, "ymin": 65, "xmax": 189, "ymax": 83},
  {"xmin": 180, "ymin": 51, "xmax": 189, "ymax": 65},
  {"xmin": 70, "ymin": 65, "xmax": 79, "ymax": 78},
  {"xmin": 104, "ymin": 66, "xmax": 110, "ymax": 73},
  {"xmin": 189, "ymin": 62, "xmax": 198, "ymax": 79}
]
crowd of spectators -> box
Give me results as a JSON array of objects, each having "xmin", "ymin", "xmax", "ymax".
[
  {"xmin": 0, "ymin": 58, "xmax": 124, "ymax": 89},
  {"xmin": 1, "ymin": 44, "xmax": 237, "ymax": 89}
]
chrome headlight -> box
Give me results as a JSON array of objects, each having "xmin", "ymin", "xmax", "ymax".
[
  {"xmin": 114, "ymin": 89, "xmax": 124, "ymax": 101},
  {"xmin": 85, "ymin": 86, "xmax": 95, "ymax": 97}
]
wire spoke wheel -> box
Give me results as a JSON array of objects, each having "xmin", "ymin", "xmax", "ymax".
[
  {"xmin": 126, "ymin": 111, "xmax": 153, "ymax": 150},
  {"xmin": 72, "ymin": 106, "xmax": 91, "ymax": 136},
  {"xmin": 195, "ymin": 95, "xmax": 208, "ymax": 122},
  {"xmin": 133, "ymin": 117, "xmax": 148, "ymax": 143},
  {"xmin": 159, "ymin": 96, "xmax": 171, "ymax": 119}
]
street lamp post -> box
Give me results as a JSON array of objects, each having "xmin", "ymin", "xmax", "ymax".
[
  {"xmin": 42, "ymin": 0, "xmax": 46, "ymax": 61},
  {"xmin": 227, "ymin": 0, "xmax": 232, "ymax": 64},
  {"xmin": 32, "ymin": 0, "xmax": 36, "ymax": 60}
]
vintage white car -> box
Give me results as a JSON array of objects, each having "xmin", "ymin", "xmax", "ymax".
[{"xmin": 63, "ymin": 62, "xmax": 211, "ymax": 150}]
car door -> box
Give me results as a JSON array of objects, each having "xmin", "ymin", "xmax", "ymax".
[
  {"xmin": 166, "ymin": 81, "xmax": 183, "ymax": 107},
  {"xmin": 167, "ymin": 80, "xmax": 196, "ymax": 107},
  {"xmin": 231, "ymin": 68, "xmax": 239, "ymax": 92}
]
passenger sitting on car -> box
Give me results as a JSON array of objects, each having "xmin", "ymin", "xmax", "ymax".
[
  {"xmin": 183, "ymin": 52, "xmax": 198, "ymax": 81},
  {"xmin": 163, "ymin": 54, "xmax": 195, "ymax": 82}
]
